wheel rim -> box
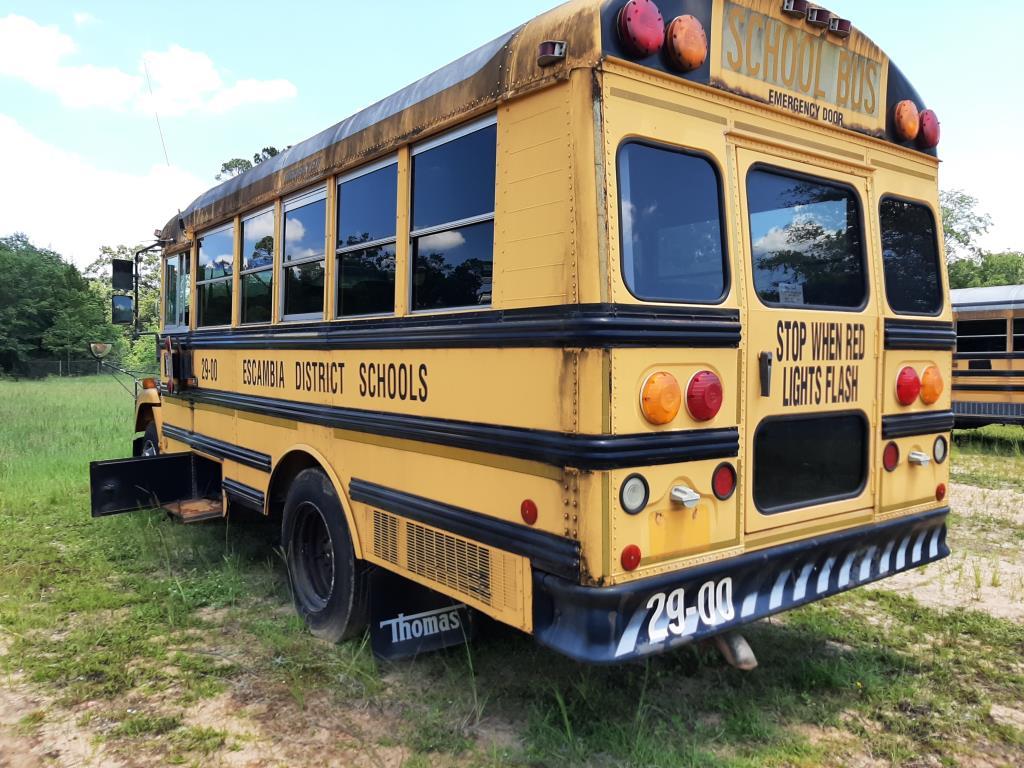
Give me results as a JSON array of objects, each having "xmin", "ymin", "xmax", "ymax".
[{"xmin": 292, "ymin": 501, "xmax": 335, "ymax": 612}]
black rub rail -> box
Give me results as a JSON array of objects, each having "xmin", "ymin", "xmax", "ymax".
[
  {"xmin": 167, "ymin": 303, "xmax": 742, "ymax": 350},
  {"xmin": 884, "ymin": 319, "xmax": 955, "ymax": 351},
  {"xmin": 881, "ymin": 410, "xmax": 955, "ymax": 439},
  {"xmin": 222, "ymin": 478, "xmax": 266, "ymax": 510},
  {"xmin": 162, "ymin": 424, "xmax": 272, "ymax": 472},
  {"xmin": 350, "ymin": 479, "xmax": 581, "ymax": 581},
  {"xmin": 165, "ymin": 388, "xmax": 740, "ymax": 470}
]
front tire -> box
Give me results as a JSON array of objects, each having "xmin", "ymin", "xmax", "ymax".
[{"xmin": 282, "ymin": 468, "xmax": 368, "ymax": 642}]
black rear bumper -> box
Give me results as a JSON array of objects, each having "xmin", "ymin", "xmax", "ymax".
[{"xmin": 533, "ymin": 508, "xmax": 949, "ymax": 664}]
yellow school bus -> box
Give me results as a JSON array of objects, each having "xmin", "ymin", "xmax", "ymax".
[
  {"xmin": 92, "ymin": 0, "xmax": 954, "ymax": 663},
  {"xmin": 952, "ymin": 286, "xmax": 1024, "ymax": 428}
]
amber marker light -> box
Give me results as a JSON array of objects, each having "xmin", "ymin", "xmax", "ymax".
[
  {"xmin": 641, "ymin": 372, "xmax": 682, "ymax": 425},
  {"xmin": 920, "ymin": 365, "xmax": 944, "ymax": 405},
  {"xmin": 142, "ymin": 377, "xmax": 158, "ymax": 390},
  {"xmin": 893, "ymin": 100, "xmax": 920, "ymax": 142},
  {"xmin": 666, "ymin": 15, "xmax": 707, "ymax": 72}
]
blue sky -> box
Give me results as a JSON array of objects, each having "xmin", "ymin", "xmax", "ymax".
[{"xmin": 0, "ymin": 0, "xmax": 1020, "ymax": 266}]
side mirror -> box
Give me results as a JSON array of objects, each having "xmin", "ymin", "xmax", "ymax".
[
  {"xmin": 88, "ymin": 342, "xmax": 114, "ymax": 360},
  {"xmin": 112, "ymin": 295, "xmax": 134, "ymax": 325},
  {"xmin": 112, "ymin": 259, "xmax": 135, "ymax": 292}
]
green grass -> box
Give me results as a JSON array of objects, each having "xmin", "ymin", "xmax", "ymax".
[
  {"xmin": 1, "ymin": 377, "xmax": 1023, "ymax": 767},
  {"xmin": 953, "ymin": 424, "xmax": 1024, "ymax": 491}
]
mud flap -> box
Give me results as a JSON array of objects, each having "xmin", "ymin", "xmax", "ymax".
[{"xmin": 369, "ymin": 569, "xmax": 476, "ymax": 661}]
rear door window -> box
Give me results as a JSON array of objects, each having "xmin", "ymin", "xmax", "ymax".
[
  {"xmin": 617, "ymin": 142, "xmax": 728, "ymax": 303},
  {"xmin": 879, "ymin": 198, "xmax": 943, "ymax": 315},
  {"xmin": 753, "ymin": 413, "xmax": 868, "ymax": 513},
  {"xmin": 747, "ymin": 168, "xmax": 866, "ymax": 309}
]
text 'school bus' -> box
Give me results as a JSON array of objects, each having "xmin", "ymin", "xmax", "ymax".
[
  {"xmin": 91, "ymin": 0, "xmax": 955, "ymax": 663},
  {"xmin": 952, "ymin": 285, "xmax": 1024, "ymax": 429}
]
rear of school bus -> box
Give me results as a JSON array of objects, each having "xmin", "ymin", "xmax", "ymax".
[{"xmin": 531, "ymin": 0, "xmax": 954, "ymax": 662}]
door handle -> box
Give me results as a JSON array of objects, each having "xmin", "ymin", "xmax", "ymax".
[{"xmin": 758, "ymin": 351, "xmax": 773, "ymax": 397}]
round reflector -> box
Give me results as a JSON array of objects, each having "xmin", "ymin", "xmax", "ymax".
[
  {"xmin": 917, "ymin": 109, "xmax": 941, "ymax": 149},
  {"xmin": 520, "ymin": 499, "xmax": 538, "ymax": 526},
  {"xmin": 641, "ymin": 371, "xmax": 682, "ymax": 425},
  {"xmin": 883, "ymin": 441, "xmax": 900, "ymax": 472},
  {"xmin": 666, "ymin": 15, "xmax": 707, "ymax": 72},
  {"xmin": 892, "ymin": 100, "xmax": 920, "ymax": 142},
  {"xmin": 895, "ymin": 366, "xmax": 921, "ymax": 406},
  {"xmin": 933, "ymin": 435, "xmax": 948, "ymax": 464},
  {"xmin": 617, "ymin": 0, "xmax": 665, "ymax": 58},
  {"xmin": 621, "ymin": 544, "xmax": 642, "ymax": 572},
  {"xmin": 921, "ymin": 365, "xmax": 944, "ymax": 405},
  {"xmin": 712, "ymin": 463, "xmax": 736, "ymax": 501},
  {"xmin": 620, "ymin": 474, "xmax": 650, "ymax": 514},
  {"xmin": 686, "ymin": 371, "xmax": 723, "ymax": 421},
  {"xmin": 936, "ymin": 483, "xmax": 947, "ymax": 503}
]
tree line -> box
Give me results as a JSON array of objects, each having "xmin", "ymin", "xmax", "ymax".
[{"xmin": 0, "ymin": 235, "xmax": 159, "ymax": 376}]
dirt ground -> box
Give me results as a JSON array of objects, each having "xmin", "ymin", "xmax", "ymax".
[{"xmin": 1, "ymin": 482, "xmax": 1021, "ymax": 767}]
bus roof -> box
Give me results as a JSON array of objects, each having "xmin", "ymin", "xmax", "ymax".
[
  {"xmin": 951, "ymin": 286, "xmax": 1024, "ymax": 312},
  {"xmin": 161, "ymin": 0, "xmax": 935, "ymax": 246}
]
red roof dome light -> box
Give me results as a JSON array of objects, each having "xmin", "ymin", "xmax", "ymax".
[{"xmin": 617, "ymin": 0, "xmax": 665, "ymax": 58}]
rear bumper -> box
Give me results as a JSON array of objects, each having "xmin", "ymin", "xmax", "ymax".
[{"xmin": 532, "ymin": 508, "xmax": 949, "ymax": 664}]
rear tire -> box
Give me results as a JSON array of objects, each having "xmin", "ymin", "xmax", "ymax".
[
  {"xmin": 282, "ymin": 468, "xmax": 368, "ymax": 642},
  {"xmin": 141, "ymin": 421, "xmax": 160, "ymax": 456}
]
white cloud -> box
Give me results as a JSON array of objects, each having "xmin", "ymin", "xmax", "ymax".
[
  {"xmin": 420, "ymin": 230, "xmax": 466, "ymax": 251},
  {"xmin": 72, "ymin": 11, "xmax": 96, "ymax": 26},
  {"xmin": 0, "ymin": 14, "xmax": 297, "ymax": 115},
  {"xmin": 0, "ymin": 114, "xmax": 207, "ymax": 268}
]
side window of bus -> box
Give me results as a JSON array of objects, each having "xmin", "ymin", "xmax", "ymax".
[
  {"xmin": 1015, "ymin": 319, "xmax": 1024, "ymax": 351},
  {"xmin": 617, "ymin": 142, "xmax": 727, "ymax": 303},
  {"xmin": 747, "ymin": 168, "xmax": 866, "ymax": 309},
  {"xmin": 163, "ymin": 254, "xmax": 190, "ymax": 330},
  {"xmin": 411, "ymin": 119, "xmax": 496, "ymax": 311},
  {"xmin": 241, "ymin": 208, "xmax": 275, "ymax": 325},
  {"xmin": 879, "ymin": 198, "xmax": 943, "ymax": 315},
  {"xmin": 337, "ymin": 161, "xmax": 398, "ymax": 317},
  {"xmin": 956, "ymin": 319, "xmax": 1007, "ymax": 353},
  {"xmin": 197, "ymin": 226, "xmax": 233, "ymax": 327},
  {"xmin": 282, "ymin": 187, "xmax": 327, "ymax": 321}
]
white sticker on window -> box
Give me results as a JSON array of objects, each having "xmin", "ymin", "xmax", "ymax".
[{"xmin": 778, "ymin": 282, "xmax": 805, "ymax": 305}]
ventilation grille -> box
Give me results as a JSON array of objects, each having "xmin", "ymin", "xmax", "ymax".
[
  {"xmin": 367, "ymin": 507, "xmax": 526, "ymax": 624},
  {"xmin": 372, "ymin": 508, "xmax": 398, "ymax": 564}
]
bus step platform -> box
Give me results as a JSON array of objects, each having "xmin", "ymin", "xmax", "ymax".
[{"xmin": 165, "ymin": 498, "xmax": 224, "ymax": 524}]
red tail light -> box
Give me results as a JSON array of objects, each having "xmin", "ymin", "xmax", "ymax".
[
  {"xmin": 712, "ymin": 463, "xmax": 737, "ymax": 500},
  {"xmin": 686, "ymin": 371, "xmax": 723, "ymax": 421},
  {"xmin": 936, "ymin": 483, "xmax": 947, "ymax": 502},
  {"xmin": 895, "ymin": 367, "xmax": 921, "ymax": 406},
  {"xmin": 520, "ymin": 499, "xmax": 538, "ymax": 526},
  {"xmin": 621, "ymin": 544, "xmax": 642, "ymax": 572},
  {"xmin": 883, "ymin": 441, "xmax": 900, "ymax": 472},
  {"xmin": 917, "ymin": 109, "xmax": 941, "ymax": 149},
  {"xmin": 617, "ymin": 0, "xmax": 665, "ymax": 58}
]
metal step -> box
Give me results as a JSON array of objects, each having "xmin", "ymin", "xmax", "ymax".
[{"xmin": 166, "ymin": 498, "xmax": 224, "ymax": 524}]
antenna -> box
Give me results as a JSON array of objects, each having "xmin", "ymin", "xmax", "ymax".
[{"xmin": 142, "ymin": 57, "xmax": 171, "ymax": 167}]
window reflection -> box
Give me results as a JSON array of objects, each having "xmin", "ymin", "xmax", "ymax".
[
  {"xmin": 337, "ymin": 164, "xmax": 397, "ymax": 317},
  {"xmin": 241, "ymin": 209, "xmax": 275, "ymax": 324},
  {"xmin": 242, "ymin": 210, "xmax": 275, "ymax": 271},
  {"xmin": 747, "ymin": 170, "xmax": 865, "ymax": 309},
  {"xmin": 284, "ymin": 261, "xmax": 324, "ymax": 317},
  {"xmin": 879, "ymin": 198, "xmax": 942, "ymax": 315},
  {"xmin": 197, "ymin": 226, "xmax": 232, "ymax": 327},
  {"xmin": 242, "ymin": 271, "xmax": 273, "ymax": 325},
  {"xmin": 285, "ymin": 198, "xmax": 326, "ymax": 263},
  {"xmin": 412, "ymin": 124, "xmax": 496, "ymax": 231},
  {"xmin": 413, "ymin": 220, "xmax": 494, "ymax": 311},
  {"xmin": 282, "ymin": 190, "xmax": 326, "ymax": 319},
  {"xmin": 198, "ymin": 227, "xmax": 233, "ymax": 281},
  {"xmin": 338, "ymin": 243, "xmax": 396, "ymax": 316},
  {"xmin": 618, "ymin": 142, "xmax": 727, "ymax": 303}
]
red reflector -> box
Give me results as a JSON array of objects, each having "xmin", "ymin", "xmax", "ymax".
[
  {"xmin": 917, "ymin": 109, "xmax": 941, "ymax": 149},
  {"xmin": 712, "ymin": 463, "xmax": 737, "ymax": 501},
  {"xmin": 621, "ymin": 544, "xmax": 642, "ymax": 572},
  {"xmin": 896, "ymin": 367, "xmax": 921, "ymax": 406},
  {"xmin": 936, "ymin": 483, "xmax": 947, "ymax": 502},
  {"xmin": 686, "ymin": 370, "xmax": 723, "ymax": 421},
  {"xmin": 520, "ymin": 499, "xmax": 538, "ymax": 526},
  {"xmin": 617, "ymin": 0, "xmax": 665, "ymax": 58},
  {"xmin": 883, "ymin": 441, "xmax": 900, "ymax": 472}
]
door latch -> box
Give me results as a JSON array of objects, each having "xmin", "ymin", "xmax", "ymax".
[
  {"xmin": 908, "ymin": 451, "xmax": 931, "ymax": 466},
  {"xmin": 670, "ymin": 485, "xmax": 701, "ymax": 509},
  {"xmin": 758, "ymin": 351, "xmax": 773, "ymax": 397}
]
